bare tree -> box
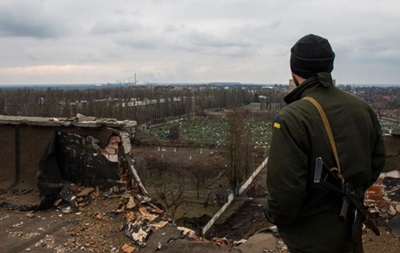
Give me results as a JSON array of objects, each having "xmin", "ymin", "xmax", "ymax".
[
  {"xmin": 190, "ymin": 163, "xmax": 209, "ymax": 199},
  {"xmin": 226, "ymin": 108, "xmax": 247, "ymax": 195},
  {"xmin": 155, "ymin": 174, "xmax": 186, "ymax": 216}
]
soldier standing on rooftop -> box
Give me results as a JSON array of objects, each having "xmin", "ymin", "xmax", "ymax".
[{"xmin": 264, "ymin": 34, "xmax": 385, "ymax": 253}]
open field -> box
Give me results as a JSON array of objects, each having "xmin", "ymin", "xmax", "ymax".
[{"xmin": 136, "ymin": 117, "xmax": 272, "ymax": 153}]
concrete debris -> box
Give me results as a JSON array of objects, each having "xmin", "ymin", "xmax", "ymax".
[
  {"xmin": 136, "ymin": 194, "xmax": 152, "ymax": 204},
  {"xmin": 383, "ymin": 177, "xmax": 400, "ymax": 202},
  {"xmin": 364, "ymin": 174, "xmax": 400, "ymax": 237},
  {"xmin": 125, "ymin": 212, "xmax": 137, "ymax": 223},
  {"xmin": 34, "ymin": 235, "xmax": 55, "ymax": 249},
  {"xmin": 95, "ymin": 213, "xmax": 108, "ymax": 220},
  {"xmin": 76, "ymin": 187, "xmax": 95, "ymax": 198},
  {"xmin": 126, "ymin": 197, "xmax": 136, "ymax": 210},
  {"xmin": 122, "ymin": 198, "xmax": 171, "ymax": 248},
  {"xmin": 26, "ymin": 211, "xmax": 35, "ymax": 218},
  {"xmin": 149, "ymin": 220, "xmax": 169, "ymax": 229},
  {"xmin": 210, "ymin": 237, "xmax": 232, "ymax": 246},
  {"xmin": 4, "ymin": 180, "xmax": 398, "ymax": 253},
  {"xmin": 233, "ymin": 238, "xmax": 247, "ymax": 246},
  {"xmin": 53, "ymin": 184, "xmax": 240, "ymax": 251},
  {"xmin": 94, "ymin": 186, "xmax": 101, "ymax": 197},
  {"xmin": 389, "ymin": 205, "xmax": 397, "ymax": 216},
  {"xmin": 121, "ymin": 243, "xmax": 136, "ymax": 253},
  {"xmin": 101, "ymin": 135, "xmax": 121, "ymax": 162},
  {"xmin": 264, "ymin": 225, "xmax": 280, "ymax": 237},
  {"xmin": 276, "ymin": 240, "xmax": 289, "ymax": 252},
  {"xmin": 139, "ymin": 206, "xmax": 158, "ymax": 222},
  {"xmin": 75, "ymin": 113, "xmax": 96, "ymax": 122},
  {"xmin": 388, "ymin": 214, "xmax": 400, "ymax": 238},
  {"xmin": 57, "ymin": 185, "xmax": 79, "ymax": 213},
  {"xmin": 177, "ymin": 226, "xmax": 197, "ymax": 239},
  {"xmin": 120, "ymin": 132, "xmax": 133, "ymax": 155},
  {"xmin": 125, "ymin": 221, "xmax": 153, "ymax": 247}
]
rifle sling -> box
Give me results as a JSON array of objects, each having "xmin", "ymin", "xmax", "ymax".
[{"xmin": 302, "ymin": 96, "xmax": 343, "ymax": 183}]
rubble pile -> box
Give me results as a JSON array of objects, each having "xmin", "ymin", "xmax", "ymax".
[
  {"xmin": 3, "ymin": 182, "xmax": 400, "ymax": 252},
  {"xmin": 3, "ymin": 174, "xmax": 399, "ymax": 252},
  {"xmin": 42, "ymin": 183, "xmax": 239, "ymax": 252},
  {"xmin": 366, "ymin": 176, "xmax": 400, "ymax": 238}
]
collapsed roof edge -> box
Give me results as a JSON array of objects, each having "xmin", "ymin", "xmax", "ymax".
[{"xmin": 0, "ymin": 114, "xmax": 137, "ymax": 129}]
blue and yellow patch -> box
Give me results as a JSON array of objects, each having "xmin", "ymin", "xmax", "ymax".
[{"xmin": 273, "ymin": 117, "xmax": 281, "ymax": 129}]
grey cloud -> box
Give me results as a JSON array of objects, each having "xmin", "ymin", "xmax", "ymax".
[
  {"xmin": 114, "ymin": 24, "xmax": 256, "ymax": 57},
  {"xmin": 1, "ymin": 0, "xmax": 400, "ymax": 84},
  {"xmin": 0, "ymin": 18, "xmax": 64, "ymax": 39},
  {"xmin": 335, "ymin": 35, "xmax": 400, "ymax": 64},
  {"xmin": 116, "ymin": 36, "xmax": 159, "ymax": 50},
  {"xmin": 189, "ymin": 32, "xmax": 253, "ymax": 48},
  {"xmin": 0, "ymin": 3, "xmax": 68, "ymax": 39},
  {"xmin": 95, "ymin": 16, "xmax": 160, "ymax": 49},
  {"xmin": 90, "ymin": 18, "xmax": 143, "ymax": 35},
  {"xmin": 166, "ymin": 26, "xmax": 259, "ymax": 57}
]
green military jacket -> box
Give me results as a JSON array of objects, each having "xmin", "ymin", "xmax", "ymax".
[{"xmin": 265, "ymin": 73, "xmax": 385, "ymax": 253}]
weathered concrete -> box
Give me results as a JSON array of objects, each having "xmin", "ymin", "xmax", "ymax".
[
  {"xmin": 237, "ymin": 233, "xmax": 277, "ymax": 253},
  {"xmin": 0, "ymin": 115, "xmax": 136, "ymax": 191},
  {"xmin": 383, "ymin": 135, "xmax": 400, "ymax": 172},
  {"xmin": 0, "ymin": 115, "xmax": 141, "ymax": 210}
]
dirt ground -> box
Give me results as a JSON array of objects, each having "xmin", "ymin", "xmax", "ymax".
[
  {"xmin": 131, "ymin": 146, "xmax": 265, "ymax": 190},
  {"xmin": 1, "ymin": 187, "xmax": 400, "ymax": 253},
  {"xmin": 0, "ymin": 188, "xmax": 131, "ymax": 253},
  {"xmin": 0, "ymin": 187, "xmax": 269, "ymax": 253}
]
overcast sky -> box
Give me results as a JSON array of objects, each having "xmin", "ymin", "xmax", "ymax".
[{"xmin": 0, "ymin": 0, "xmax": 399, "ymax": 85}]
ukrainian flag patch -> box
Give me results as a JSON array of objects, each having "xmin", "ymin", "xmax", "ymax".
[{"xmin": 273, "ymin": 118, "xmax": 281, "ymax": 129}]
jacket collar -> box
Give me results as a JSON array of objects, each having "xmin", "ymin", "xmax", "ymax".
[{"xmin": 284, "ymin": 72, "xmax": 334, "ymax": 104}]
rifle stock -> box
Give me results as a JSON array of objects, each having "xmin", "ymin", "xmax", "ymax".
[
  {"xmin": 352, "ymin": 209, "xmax": 364, "ymax": 253},
  {"xmin": 314, "ymin": 157, "xmax": 380, "ymax": 237}
]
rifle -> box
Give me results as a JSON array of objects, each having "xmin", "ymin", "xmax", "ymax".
[{"xmin": 314, "ymin": 157, "xmax": 380, "ymax": 253}]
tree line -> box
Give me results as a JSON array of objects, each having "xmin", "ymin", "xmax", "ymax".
[{"xmin": 0, "ymin": 85, "xmax": 287, "ymax": 125}]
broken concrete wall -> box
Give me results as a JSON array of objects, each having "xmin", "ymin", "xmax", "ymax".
[
  {"xmin": 365, "ymin": 135, "xmax": 400, "ymax": 237},
  {"xmin": 366, "ymin": 135, "xmax": 400, "ymax": 205},
  {"xmin": 37, "ymin": 130, "xmax": 129, "ymax": 209},
  {"xmin": 0, "ymin": 115, "xmax": 141, "ymax": 209},
  {"xmin": 0, "ymin": 125, "xmax": 17, "ymax": 189},
  {"xmin": 383, "ymin": 135, "xmax": 400, "ymax": 172},
  {"xmin": 368, "ymin": 135, "xmax": 400, "ymax": 205},
  {"xmin": 0, "ymin": 116, "xmax": 136, "ymax": 191},
  {"xmin": 0, "ymin": 125, "xmax": 120, "ymax": 191},
  {"xmin": 55, "ymin": 131, "xmax": 120, "ymax": 187},
  {"xmin": 0, "ymin": 125, "xmax": 56, "ymax": 190}
]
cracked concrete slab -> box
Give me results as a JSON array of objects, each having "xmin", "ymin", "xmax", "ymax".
[{"xmin": 236, "ymin": 233, "xmax": 277, "ymax": 253}]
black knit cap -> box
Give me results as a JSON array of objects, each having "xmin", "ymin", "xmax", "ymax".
[{"xmin": 290, "ymin": 34, "xmax": 335, "ymax": 79}]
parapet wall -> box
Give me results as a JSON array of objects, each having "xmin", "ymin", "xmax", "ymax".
[{"xmin": 0, "ymin": 115, "xmax": 136, "ymax": 191}]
